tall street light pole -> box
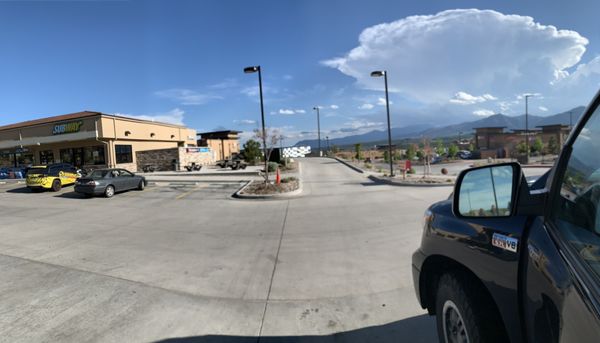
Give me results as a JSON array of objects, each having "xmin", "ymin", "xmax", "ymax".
[
  {"xmin": 326, "ymin": 136, "xmax": 330, "ymax": 154},
  {"xmin": 244, "ymin": 65, "xmax": 268, "ymax": 181},
  {"xmin": 570, "ymin": 111, "xmax": 573, "ymax": 128},
  {"xmin": 313, "ymin": 107, "xmax": 321, "ymax": 157},
  {"xmin": 525, "ymin": 94, "xmax": 532, "ymax": 163},
  {"xmin": 371, "ymin": 70, "xmax": 394, "ymax": 177}
]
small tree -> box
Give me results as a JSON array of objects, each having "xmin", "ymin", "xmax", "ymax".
[
  {"xmin": 332, "ymin": 145, "xmax": 339, "ymax": 154},
  {"xmin": 253, "ymin": 128, "xmax": 282, "ymax": 183},
  {"xmin": 354, "ymin": 143, "xmax": 362, "ymax": 160},
  {"xmin": 383, "ymin": 150, "xmax": 390, "ymax": 163},
  {"xmin": 532, "ymin": 137, "xmax": 544, "ymax": 154},
  {"xmin": 405, "ymin": 144, "xmax": 416, "ymax": 160},
  {"xmin": 448, "ymin": 144, "xmax": 459, "ymax": 159},
  {"xmin": 516, "ymin": 141, "xmax": 528, "ymax": 154},
  {"xmin": 435, "ymin": 139, "xmax": 445, "ymax": 155},
  {"xmin": 242, "ymin": 139, "xmax": 261, "ymax": 165},
  {"xmin": 468, "ymin": 143, "xmax": 475, "ymax": 152},
  {"xmin": 548, "ymin": 136, "xmax": 559, "ymax": 155}
]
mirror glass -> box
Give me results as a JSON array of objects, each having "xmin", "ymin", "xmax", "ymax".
[{"xmin": 458, "ymin": 165, "xmax": 514, "ymax": 217}]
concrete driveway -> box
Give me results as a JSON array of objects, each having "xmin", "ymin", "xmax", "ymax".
[{"xmin": 0, "ymin": 158, "xmax": 450, "ymax": 342}]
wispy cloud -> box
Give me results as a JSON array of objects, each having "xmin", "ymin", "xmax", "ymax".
[
  {"xmin": 234, "ymin": 119, "xmax": 257, "ymax": 125},
  {"xmin": 114, "ymin": 108, "xmax": 185, "ymax": 125},
  {"xmin": 359, "ymin": 103, "xmax": 374, "ymax": 110},
  {"xmin": 330, "ymin": 105, "xmax": 339, "ymax": 109},
  {"xmin": 377, "ymin": 97, "xmax": 392, "ymax": 106},
  {"xmin": 472, "ymin": 109, "xmax": 495, "ymax": 117},
  {"xmin": 155, "ymin": 89, "xmax": 222, "ymax": 105},
  {"xmin": 209, "ymin": 78, "xmax": 239, "ymax": 89},
  {"xmin": 275, "ymin": 109, "xmax": 305, "ymax": 115},
  {"xmin": 449, "ymin": 92, "xmax": 497, "ymax": 105}
]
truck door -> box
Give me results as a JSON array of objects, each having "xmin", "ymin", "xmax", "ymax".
[{"xmin": 522, "ymin": 98, "xmax": 600, "ymax": 342}]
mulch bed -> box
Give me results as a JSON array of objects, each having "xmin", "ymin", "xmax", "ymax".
[{"xmin": 241, "ymin": 179, "xmax": 299, "ymax": 195}]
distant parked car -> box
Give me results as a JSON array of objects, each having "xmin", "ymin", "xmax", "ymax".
[
  {"xmin": 74, "ymin": 168, "xmax": 146, "ymax": 198},
  {"xmin": 26, "ymin": 163, "xmax": 78, "ymax": 191},
  {"xmin": 458, "ymin": 150, "xmax": 472, "ymax": 159}
]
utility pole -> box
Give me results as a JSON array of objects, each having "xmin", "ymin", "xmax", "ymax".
[
  {"xmin": 313, "ymin": 107, "xmax": 321, "ymax": 157},
  {"xmin": 525, "ymin": 94, "xmax": 532, "ymax": 163}
]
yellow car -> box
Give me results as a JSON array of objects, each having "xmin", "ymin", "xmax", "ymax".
[{"xmin": 26, "ymin": 163, "xmax": 79, "ymax": 192}]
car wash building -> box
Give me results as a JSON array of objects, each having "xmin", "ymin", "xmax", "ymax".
[{"xmin": 0, "ymin": 111, "xmax": 212, "ymax": 171}]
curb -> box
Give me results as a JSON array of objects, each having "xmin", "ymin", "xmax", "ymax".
[
  {"xmin": 140, "ymin": 171, "xmax": 260, "ymax": 177},
  {"xmin": 147, "ymin": 180, "xmax": 249, "ymax": 186},
  {"xmin": 334, "ymin": 157, "xmax": 364, "ymax": 174},
  {"xmin": 367, "ymin": 175, "xmax": 454, "ymax": 188},
  {"xmin": 233, "ymin": 162, "xmax": 303, "ymax": 199}
]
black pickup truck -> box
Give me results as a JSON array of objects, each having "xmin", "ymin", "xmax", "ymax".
[{"xmin": 413, "ymin": 90, "xmax": 600, "ymax": 343}]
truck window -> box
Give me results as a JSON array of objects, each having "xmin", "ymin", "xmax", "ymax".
[{"xmin": 552, "ymin": 105, "xmax": 600, "ymax": 282}]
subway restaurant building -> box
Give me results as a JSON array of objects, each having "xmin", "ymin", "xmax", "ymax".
[{"xmin": 0, "ymin": 111, "xmax": 198, "ymax": 171}]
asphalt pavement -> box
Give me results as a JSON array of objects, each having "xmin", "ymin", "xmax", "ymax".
[{"xmin": 0, "ymin": 158, "xmax": 451, "ymax": 342}]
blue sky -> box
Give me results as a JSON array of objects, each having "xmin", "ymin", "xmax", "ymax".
[{"xmin": 2, "ymin": 0, "xmax": 600, "ymax": 144}]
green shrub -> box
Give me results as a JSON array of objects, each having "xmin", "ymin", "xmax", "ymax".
[
  {"xmin": 407, "ymin": 167, "xmax": 416, "ymax": 174},
  {"xmin": 281, "ymin": 176, "xmax": 297, "ymax": 183},
  {"xmin": 267, "ymin": 162, "xmax": 279, "ymax": 172}
]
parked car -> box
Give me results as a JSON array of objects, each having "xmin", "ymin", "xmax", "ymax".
[
  {"xmin": 216, "ymin": 153, "xmax": 247, "ymax": 170},
  {"xmin": 412, "ymin": 90, "xmax": 600, "ymax": 342},
  {"xmin": 458, "ymin": 150, "xmax": 472, "ymax": 159},
  {"xmin": 74, "ymin": 168, "xmax": 146, "ymax": 198},
  {"xmin": 26, "ymin": 163, "xmax": 78, "ymax": 191}
]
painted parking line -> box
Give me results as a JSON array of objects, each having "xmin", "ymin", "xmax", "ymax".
[{"xmin": 174, "ymin": 184, "xmax": 206, "ymax": 200}]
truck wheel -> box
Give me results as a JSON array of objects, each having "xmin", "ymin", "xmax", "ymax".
[
  {"xmin": 435, "ymin": 272, "xmax": 507, "ymax": 343},
  {"xmin": 51, "ymin": 179, "xmax": 62, "ymax": 192}
]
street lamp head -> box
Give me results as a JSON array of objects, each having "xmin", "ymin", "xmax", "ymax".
[
  {"xmin": 243, "ymin": 66, "xmax": 260, "ymax": 74},
  {"xmin": 313, "ymin": 106, "xmax": 319, "ymax": 110},
  {"xmin": 370, "ymin": 70, "xmax": 385, "ymax": 77}
]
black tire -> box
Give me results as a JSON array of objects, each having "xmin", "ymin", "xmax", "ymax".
[
  {"xmin": 104, "ymin": 185, "xmax": 115, "ymax": 198},
  {"xmin": 241, "ymin": 165, "xmax": 247, "ymax": 170},
  {"xmin": 231, "ymin": 165, "xmax": 239, "ymax": 170},
  {"xmin": 51, "ymin": 179, "xmax": 62, "ymax": 192},
  {"xmin": 138, "ymin": 180, "xmax": 145, "ymax": 190},
  {"xmin": 435, "ymin": 272, "xmax": 508, "ymax": 343}
]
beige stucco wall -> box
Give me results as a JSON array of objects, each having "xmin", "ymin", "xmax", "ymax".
[
  {"xmin": 99, "ymin": 116, "xmax": 196, "ymax": 146},
  {"xmin": 0, "ymin": 114, "xmax": 198, "ymax": 170},
  {"xmin": 204, "ymin": 138, "xmax": 240, "ymax": 160}
]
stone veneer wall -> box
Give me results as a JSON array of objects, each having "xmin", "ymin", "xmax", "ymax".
[
  {"xmin": 176, "ymin": 147, "xmax": 214, "ymax": 169},
  {"xmin": 136, "ymin": 147, "xmax": 214, "ymax": 171},
  {"xmin": 115, "ymin": 162, "xmax": 139, "ymax": 172}
]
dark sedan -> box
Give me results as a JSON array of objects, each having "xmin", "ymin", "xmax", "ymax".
[{"xmin": 74, "ymin": 168, "xmax": 146, "ymax": 198}]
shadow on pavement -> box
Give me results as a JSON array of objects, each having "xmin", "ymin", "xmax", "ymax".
[
  {"xmin": 155, "ymin": 314, "xmax": 437, "ymax": 343},
  {"xmin": 54, "ymin": 191, "xmax": 91, "ymax": 199},
  {"xmin": 5, "ymin": 186, "xmax": 34, "ymax": 193}
]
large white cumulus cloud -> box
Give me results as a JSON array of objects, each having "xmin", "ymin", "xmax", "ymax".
[{"xmin": 323, "ymin": 9, "xmax": 590, "ymax": 106}]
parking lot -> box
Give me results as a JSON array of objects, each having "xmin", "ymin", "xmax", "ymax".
[{"xmin": 0, "ymin": 159, "xmax": 549, "ymax": 342}]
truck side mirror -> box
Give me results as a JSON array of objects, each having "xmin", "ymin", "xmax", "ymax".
[{"xmin": 453, "ymin": 162, "xmax": 522, "ymax": 218}]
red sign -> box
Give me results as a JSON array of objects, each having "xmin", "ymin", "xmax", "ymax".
[{"xmin": 404, "ymin": 160, "xmax": 411, "ymax": 170}]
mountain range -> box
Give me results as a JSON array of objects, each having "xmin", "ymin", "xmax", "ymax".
[{"xmin": 295, "ymin": 106, "xmax": 586, "ymax": 148}]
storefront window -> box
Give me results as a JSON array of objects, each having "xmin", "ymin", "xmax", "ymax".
[
  {"xmin": 39, "ymin": 150, "xmax": 54, "ymax": 165},
  {"xmin": 0, "ymin": 152, "xmax": 12, "ymax": 167},
  {"xmin": 16, "ymin": 153, "xmax": 34, "ymax": 167},
  {"xmin": 115, "ymin": 145, "xmax": 133, "ymax": 163},
  {"xmin": 60, "ymin": 148, "xmax": 73, "ymax": 164},
  {"xmin": 84, "ymin": 146, "xmax": 105, "ymax": 165}
]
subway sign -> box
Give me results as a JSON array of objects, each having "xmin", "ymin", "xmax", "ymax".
[{"xmin": 52, "ymin": 120, "xmax": 83, "ymax": 135}]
